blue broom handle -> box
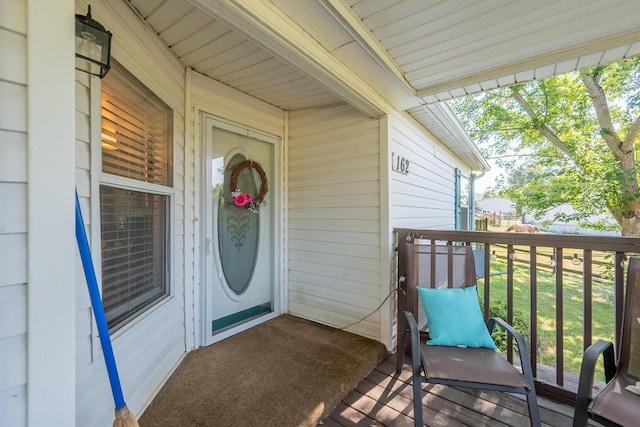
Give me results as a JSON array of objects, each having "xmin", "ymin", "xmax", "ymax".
[{"xmin": 75, "ymin": 192, "xmax": 126, "ymax": 410}]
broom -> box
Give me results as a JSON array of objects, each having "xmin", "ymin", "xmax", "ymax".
[{"xmin": 75, "ymin": 191, "xmax": 140, "ymax": 427}]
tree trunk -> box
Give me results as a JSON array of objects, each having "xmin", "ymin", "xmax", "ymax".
[
  {"xmin": 620, "ymin": 215, "xmax": 640, "ymax": 236},
  {"xmin": 582, "ymin": 70, "xmax": 640, "ymax": 236}
]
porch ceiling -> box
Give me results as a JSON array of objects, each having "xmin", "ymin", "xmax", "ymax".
[{"xmin": 125, "ymin": 0, "xmax": 640, "ymax": 171}]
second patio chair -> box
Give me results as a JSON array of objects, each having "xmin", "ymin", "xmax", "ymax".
[
  {"xmin": 398, "ymin": 243, "xmax": 540, "ymax": 427},
  {"xmin": 573, "ymin": 256, "xmax": 640, "ymax": 427},
  {"xmin": 473, "ymin": 248, "xmax": 508, "ymax": 280}
]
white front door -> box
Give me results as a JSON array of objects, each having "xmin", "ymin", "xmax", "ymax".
[{"xmin": 202, "ymin": 114, "xmax": 278, "ymax": 345}]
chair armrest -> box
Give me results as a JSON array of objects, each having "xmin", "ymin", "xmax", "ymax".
[
  {"xmin": 403, "ymin": 311, "xmax": 422, "ymax": 376},
  {"xmin": 487, "ymin": 317, "xmax": 529, "ymax": 358},
  {"xmin": 573, "ymin": 339, "xmax": 615, "ymax": 427},
  {"xmin": 487, "ymin": 317, "xmax": 536, "ymax": 390}
]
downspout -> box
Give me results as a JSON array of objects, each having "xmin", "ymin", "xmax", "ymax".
[{"xmin": 470, "ymin": 170, "xmax": 487, "ymax": 230}]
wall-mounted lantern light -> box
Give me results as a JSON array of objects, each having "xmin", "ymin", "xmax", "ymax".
[{"xmin": 75, "ymin": 5, "xmax": 112, "ymax": 78}]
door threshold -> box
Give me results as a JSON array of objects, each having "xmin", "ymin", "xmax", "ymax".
[
  {"xmin": 206, "ymin": 311, "xmax": 279, "ymax": 345},
  {"xmin": 212, "ymin": 303, "xmax": 272, "ymax": 334}
]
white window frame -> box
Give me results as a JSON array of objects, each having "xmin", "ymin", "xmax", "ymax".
[{"xmin": 89, "ymin": 61, "xmax": 176, "ymax": 337}]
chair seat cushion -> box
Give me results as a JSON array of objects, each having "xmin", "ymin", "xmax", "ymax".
[
  {"xmin": 591, "ymin": 373, "xmax": 640, "ymax": 426},
  {"xmin": 417, "ymin": 285, "xmax": 497, "ymax": 349},
  {"xmin": 420, "ymin": 343, "xmax": 530, "ymax": 389}
]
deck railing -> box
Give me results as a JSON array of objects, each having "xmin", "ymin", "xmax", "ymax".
[{"xmin": 394, "ymin": 228, "xmax": 640, "ymax": 404}]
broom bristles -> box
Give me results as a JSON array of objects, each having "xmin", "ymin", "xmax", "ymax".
[{"xmin": 113, "ymin": 405, "xmax": 140, "ymax": 427}]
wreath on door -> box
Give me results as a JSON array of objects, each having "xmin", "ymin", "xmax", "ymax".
[{"xmin": 229, "ymin": 160, "xmax": 269, "ymax": 213}]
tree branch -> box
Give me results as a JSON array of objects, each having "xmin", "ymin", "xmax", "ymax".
[
  {"xmin": 623, "ymin": 114, "xmax": 640, "ymax": 152},
  {"xmin": 580, "ymin": 71, "xmax": 625, "ymax": 158},
  {"xmin": 475, "ymin": 126, "xmax": 533, "ymax": 134},
  {"xmin": 509, "ymin": 87, "xmax": 575, "ymax": 159},
  {"xmin": 487, "ymin": 154, "xmax": 563, "ymax": 160}
]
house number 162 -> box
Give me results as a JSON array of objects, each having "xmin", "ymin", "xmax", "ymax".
[{"xmin": 392, "ymin": 153, "xmax": 410, "ymax": 174}]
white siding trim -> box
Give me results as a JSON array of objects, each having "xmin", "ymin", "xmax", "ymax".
[
  {"xmin": 281, "ymin": 111, "xmax": 290, "ymax": 314},
  {"xmin": 27, "ymin": 1, "xmax": 76, "ymax": 425},
  {"xmin": 184, "ymin": 67, "xmax": 196, "ymax": 351},
  {"xmin": 378, "ymin": 115, "xmax": 393, "ymax": 350},
  {"xmin": 89, "ymin": 75, "xmax": 102, "ymax": 362}
]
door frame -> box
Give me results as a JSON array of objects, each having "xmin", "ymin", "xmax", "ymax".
[{"xmin": 198, "ymin": 112, "xmax": 283, "ymax": 346}]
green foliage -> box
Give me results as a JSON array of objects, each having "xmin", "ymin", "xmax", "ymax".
[
  {"xmin": 486, "ymin": 299, "xmax": 531, "ymax": 353},
  {"xmin": 450, "ymin": 57, "xmax": 640, "ymax": 234},
  {"xmin": 478, "ymin": 258, "xmax": 615, "ymax": 381}
]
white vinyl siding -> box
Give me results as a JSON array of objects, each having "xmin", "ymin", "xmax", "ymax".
[
  {"xmin": 4, "ymin": 1, "xmax": 76, "ymax": 425},
  {"xmin": 0, "ymin": 1, "xmax": 28, "ymax": 424},
  {"xmin": 389, "ymin": 113, "xmax": 470, "ymax": 230},
  {"xmin": 385, "ymin": 113, "xmax": 474, "ymax": 351},
  {"xmin": 288, "ymin": 104, "xmax": 382, "ymax": 340},
  {"xmin": 74, "ymin": 3, "xmax": 186, "ymax": 426}
]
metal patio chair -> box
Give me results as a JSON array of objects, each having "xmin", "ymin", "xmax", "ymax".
[
  {"xmin": 473, "ymin": 248, "xmax": 508, "ymax": 280},
  {"xmin": 398, "ymin": 243, "xmax": 540, "ymax": 427},
  {"xmin": 573, "ymin": 257, "xmax": 640, "ymax": 427}
]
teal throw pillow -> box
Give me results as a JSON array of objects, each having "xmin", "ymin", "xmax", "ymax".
[{"xmin": 416, "ymin": 285, "xmax": 497, "ymax": 349}]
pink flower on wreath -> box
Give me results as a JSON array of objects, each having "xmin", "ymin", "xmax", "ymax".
[{"xmin": 234, "ymin": 193, "xmax": 253, "ymax": 207}]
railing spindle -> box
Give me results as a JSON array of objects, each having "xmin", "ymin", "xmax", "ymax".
[
  {"xmin": 614, "ymin": 252, "xmax": 625, "ymax": 353},
  {"xmin": 555, "ymin": 247, "xmax": 564, "ymax": 386},
  {"xmin": 583, "ymin": 250, "xmax": 593, "ymax": 351},
  {"xmin": 507, "ymin": 244, "xmax": 514, "ymax": 363},
  {"xmin": 530, "ymin": 246, "xmax": 538, "ymax": 377},
  {"xmin": 483, "ymin": 244, "xmax": 491, "ymax": 319}
]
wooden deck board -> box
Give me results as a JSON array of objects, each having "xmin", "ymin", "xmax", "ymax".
[{"xmin": 321, "ymin": 354, "xmax": 585, "ymax": 427}]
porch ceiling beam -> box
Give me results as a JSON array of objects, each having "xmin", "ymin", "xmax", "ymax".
[
  {"xmin": 415, "ymin": 29, "xmax": 640, "ymax": 100},
  {"xmin": 318, "ymin": 0, "xmax": 416, "ymax": 97},
  {"xmin": 191, "ymin": 0, "xmax": 389, "ymax": 117}
]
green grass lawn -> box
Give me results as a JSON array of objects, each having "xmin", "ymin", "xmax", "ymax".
[{"xmin": 478, "ymin": 259, "xmax": 616, "ymax": 381}]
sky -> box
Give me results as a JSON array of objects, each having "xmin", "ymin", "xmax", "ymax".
[{"xmin": 474, "ymin": 158, "xmax": 504, "ymax": 195}]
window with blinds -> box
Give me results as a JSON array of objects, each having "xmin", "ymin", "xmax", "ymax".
[
  {"xmin": 100, "ymin": 62, "xmax": 172, "ymax": 330},
  {"xmin": 101, "ymin": 63, "xmax": 172, "ymax": 186},
  {"xmin": 100, "ymin": 187, "xmax": 168, "ymax": 327}
]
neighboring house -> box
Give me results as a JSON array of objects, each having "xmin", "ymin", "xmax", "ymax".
[
  {"xmin": 2, "ymin": 1, "xmax": 638, "ymax": 425},
  {"xmin": 476, "ymin": 197, "xmax": 516, "ymax": 217},
  {"xmin": 524, "ymin": 204, "xmax": 620, "ymax": 236}
]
